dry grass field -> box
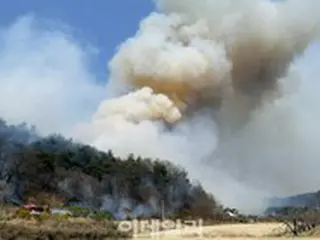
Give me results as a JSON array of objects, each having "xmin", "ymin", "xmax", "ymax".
[
  {"xmin": 0, "ymin": 218, "xmax": 129, "ymax": 239},
  {"xmin": 0, "ymin": 218, "xmax": 320, "ymax": 239},
  {"xmin": 0, "ymin": 207, "xmax": 319, "ymax": 239},
  {"xmin": 0, "ymin": 207, "xmax": 129, "ymax": 239},
  {"xmin": 132, "ymin": 222, "xmax": 320, "ymax": 239}
]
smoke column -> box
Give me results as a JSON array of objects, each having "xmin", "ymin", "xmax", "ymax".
[{"xmin": 74, "ymin": 0, "xmax": 320, "ymax": 213}]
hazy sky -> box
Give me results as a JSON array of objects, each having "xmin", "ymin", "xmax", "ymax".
[{"xmin": 0, "ymin": 0, "xmax": 154, "ymax": 81}]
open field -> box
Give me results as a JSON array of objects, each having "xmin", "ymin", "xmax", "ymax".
[
  {"xmin": 0, "ymin": 217, "xmax": 129, "ymax": 239},
  {"xmin": 132, "ymin": 222, "xmax": 320, "ymax": 239},
  {"xmin": 0, "ymin": 218, "xmax": 320, "ymax": 239},
  {"xmin": 0, "ymin": 206, "xmax": 319, "ymax": 239}
]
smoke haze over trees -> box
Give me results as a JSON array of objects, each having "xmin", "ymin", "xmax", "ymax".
[{"xmin": 0, "ymin": 118, "xmax": 219, "ymax": 220}]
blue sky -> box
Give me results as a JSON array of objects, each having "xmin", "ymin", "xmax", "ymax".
[
  {"xmin": 0, "ymin": 0, "xmax": 154, "ymax": 81},
  {"xmin": 0, "ymin": 1, "xmax": 155, "ymax": 133}
]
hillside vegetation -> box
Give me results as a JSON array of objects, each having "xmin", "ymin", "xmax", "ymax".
[{"xmin": 0, "ymin": 118, "xmax": 220, "ymax": 220}]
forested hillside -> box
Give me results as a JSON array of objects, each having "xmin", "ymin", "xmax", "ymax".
[{"xmin": 0, "ymin": 118, "xmax": 220, "ymax": 220}]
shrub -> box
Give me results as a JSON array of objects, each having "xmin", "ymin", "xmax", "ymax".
[
  {"xmin": 68, "ymin": 206, "xmax": 91, "ymax": 217},
  {"xmin": 90, "ymin": 211, "xmax": 113, "ymax": 221},
  {"xmin": 52, "ymin": 214, "xmax": 70, "ymax": 221},
  {"xmin": 37, "ymin": 212, "xmax": 51, "ymax": 222},
  {"xmin": 15, "ymin": 209, "xmax": 31, "ymax": 219}
]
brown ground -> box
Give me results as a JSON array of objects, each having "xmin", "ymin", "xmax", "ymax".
[
  {"xmin": 0, "ymin": 206, "xmax": 318, "ymax": 240},
  {"xmin": 0, "ymin": 217, "xmax": 129, "ymax": 240},
  {"xmin": 132, "ymin": 222, "xmax": 320, "ymax": 239},
  {"xmin": 1, "ymin": 218, "xmax": 320, "ymax": 239}
]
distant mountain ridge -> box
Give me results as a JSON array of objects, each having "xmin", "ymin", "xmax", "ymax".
[{"xmin": 268, "ymin": 191, "xmax": 320, "ymax": 209}]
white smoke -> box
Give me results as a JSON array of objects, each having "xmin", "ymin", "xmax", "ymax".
[
  {"xmin": 0, "ymin": 15, "xmax": 105, "ymax": 135},
  {"xmin": 74, "ymin": 0, "xmax": 320, "ymax": 214}
]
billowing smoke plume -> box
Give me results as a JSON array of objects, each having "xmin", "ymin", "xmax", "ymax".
[{"xmin": 76, "ymin": 0, "xmax": 320, "ymax": 214}]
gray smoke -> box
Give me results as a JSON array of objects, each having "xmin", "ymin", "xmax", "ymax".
[{"xmin": 74, "ymin": 0, "xmax": 320, "ymax": 214}]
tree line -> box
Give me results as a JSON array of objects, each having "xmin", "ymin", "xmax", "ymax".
[{"xmin": 0, "ymin": 118, "xmax": 221, "ymax": 220}]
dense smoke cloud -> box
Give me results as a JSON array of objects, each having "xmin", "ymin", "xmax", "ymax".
[
  {"xmin": 75, "ymin": 0, "xmax": 320, "ymax": 213},
  {"xmin": 1, "ymin": 0, "xmax": 320, "ymax": 214}
]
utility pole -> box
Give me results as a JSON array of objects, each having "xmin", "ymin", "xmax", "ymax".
[{"xmin": 161, "ymin": 199, "xmax": 165, "ymax": 220}]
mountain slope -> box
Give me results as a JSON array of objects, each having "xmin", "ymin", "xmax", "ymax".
[{"xmin": 0, "ymin": 118, "xmax": 220, "ymax": 220}]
